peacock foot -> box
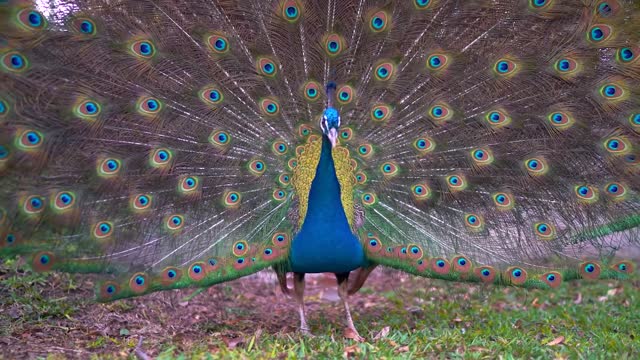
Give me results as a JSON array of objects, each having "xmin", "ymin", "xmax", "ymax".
[{"xmin": 343, "ymin": 327, "xmax": 365, "ymax": 342}]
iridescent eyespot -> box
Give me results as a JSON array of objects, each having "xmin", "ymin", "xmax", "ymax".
[
  {"xmin": 257, "ymin": 57, "xmax": 278, "ymax": 77},
  {"xmin": 232, "ymin": 240, "xmax": 249, "ymax": 257},
  {"xmin": 93, "ymin": 221, "xmax": 113, "ymax": 239},
  {"xmin": 579, "ymin": 262, "xmax": 601, "ymax": 279},
  {"xmin": 587, "ymin": 24, "xmax": 612, "ymax": 44},
  {"xmin": 604, "ymin": 182, "xmax": 627, "ymax": 200},
  {"xmin": 336, "ymin": 85, "xmax": 354, "ymax": 105},
  {"xmin": 405, "ymin": 244, "xmax": 423, "ymax": 260},
  {"xmin": 178, "ymin": 176, "xmax": 199, "ymax": 195},
  {"xmin": 507, "ymin": 267, "xmax": 527, "ymax": 285},
  {"xmin": 32, "ymin": 251, "xmax": 55, "ymax": 272},
  {"xmin": 371, "ymin": 104, "xmax": 391, "ymax": 122},
  {"xmin": 52, "ymin": 191, "xmax": 76, "ymax": 212},
  {"xmin": 248, "ymin": 159, "xmax": 266, "ymax": 176},
  {"xmin": 470, "ymin": 147, "xmax": 494, "ymax": 166},
  {"xmin": 493, "ymin": 192, "xmax": 514, "ymax": 209},
  {"xmin": 130, "ymin": 40, "xmax": 156, "ymax": 59},
  {"xmin": 303, "ymin": 81, "xmax": 321, "ymax": 101},
  {"xmin": 426, "ymin": 53, "xmax": 449, "ymax": 71},
  {"xmin": 160, "ymin": 268, "xmax": 181, "ymax": 284},
  {"xmin": 413, "ymin": 137, "xmax": 435, "ymax": 154},
  {"xmin": 612, "ymin": 261, "xmax": 634, "ymax": 275},
  {"xmin": 100, "ymin": 282, "xmax": 120, "ymax": 299},
  {"xmin": 0, "ymin": 145, "xmax": 9, "ymax": 164},
  {"xmin": 281, "ymin": 0, "xmax": 301, "ymax": 22},
  {"xmin": 428, "ymin": 103, "xmax": 452, "ymax": 122},
  {"xmin": 547, "ymin": 111, "xmax": 574, "ymax": 130},
  {"xmin": 206, "ymin": 33, "xmax": 230, "ymax": 54},
  {"xmin": 23, "ymin": 195, "xmax": 45, "ymax": 215},
  {"xmin": 411, "ymin": 183, "xmax": 431, "ymax": 200},
  {"xmin": 554, "ymin": 57, "xmax": 579, "ymax": 75},
  {"xmin": 298, "ymin": 124, "xmax": 312, "ymax": 137},
  {"xmin": 2, "ymin": 51, "xmax": 29, "ymax": 73},
  {"xmin": 324, "ymin": 33, "xmax": 345, "ymax": 56},
  {"xmin": 414, "ymin": 0, "xmax": 433, "ymax": 9},
  {"xmin": 288, "ymin": 158, "xmax": 298, "ymax": 170},
  {"xmin": 98, "ymin": 158, "xmax": 121, "ymax": 177},
  {"xmin": 541, "ymin": 271, "xmax": 562, "ymax": 288},
  {"xmin": 224, "ymin": 191, "xmax": 241, "ymax": 207},
  {"xmin": 494, "ymin": 58, "xmax": 517, "ymax": 76},
  {"xmin": 617, "ymin": 47, "xmax": 637, "ymax": 64},
  {"xmin": 72, "ymin": 18, "xmax": 96, "ymax": 35},
  {"xmin": 431, "ymin": 258, "xmax": 451, "ymax": 275},
  {"xmin": 272, "ymin": 189, "xmax": 286, "ymax": 201},
  {"xmin": 600, "ymin": 83, "xmax": 624, "ymax": 100},
  {"xmin": 188, "ymin": 262, "xmax": 206, "ymax": 281},
  {"xmin": 199, "ymin": 86, "xmax": 224, "ymax": 106},
  {"xmin": 269, "ymin": 140, "xmax": 287, "ymax": 156},
  {"xmin": 129, "ymin": 273, "xmax": 148, "ymax": 293},
  {"xmin": 358, "ymin": 144, "xmax": 373, "ymax": 158},
  {"xmin": 209, "ymin": 130, "xmax": 231, "ymax": 148},
  {"xmin": 165, "ymin": 215, "xmax": 184, "ymax": 231},
  {"xmin": 445, "ymin": 174, "xmax": 467, "ymax": 191},
  {"xmin": 278, "ymin": 173, "xmax": 291, "ymax": 186},
  {"xmin": 0, "ymin": 98, "xmax": 9, "ymax": 118},
  {"xmin": 362, "ymin": 192, "xmax": 377, "ymax": 206},
  {"xmin": 272, "ymin": 232, "xmax": 290, "ymax": 248},
  {"xmin": 574, "ymin": 185, "xmax": 598, "ymax": 203},
  {"xmin": 380, "ymin": 162, "xmax": 398, "ymax": 177},
  {"xmin": 452, "ymin": 255, "xmax": 472, "ymax": 273},
  {"xmin": 369, "ymin": 10, "xmax": 389, "ymax": 32},
  {"xmin": 150, "ymin": 148, "xmax": 172, "ymax": 167},
  {"xmin": 529, "ymin": 0, "xmax": 553, "ymax": 10},
  {"xmin": 524, "ymin": 157, "xmax": 548, "ymax": 176},
  {"xmin": 16, "ymin": 129, "xmax": 43, "ymax": 151},
  {"xmin": 17, "ymin": 9, "xmax": 47, "ymax": 31},
  {"xmin": 475, "ymin": 266, "xmax": 495, "ymax": 282},
  {"xmin": 603, "ymin": 136, "xmax": 630, "ymax": 155},
  {"xmin": 353, "ymin": 171, "xmax": 367, "ymax": 185},
  {"xmin": 374, "ymin": 62, "xmax": 395, "ymax": 81},
  {"xmin": 595, "ymin": 1, "xmax": 620, "ymax": 18},
  {"xmin": 260, "ymin": 98, "xmax": 280, "ymax": 116},
  {"xmin": 137, "ymin": 96, "xmax": 162, "ymax": 116},
  {"xmin": 484, "ymin": 109, "xmax": 511, "ymax": 128},
  {"xmin": 75, "ymin": 99, "xmax": 101, "ymax": 120},
  {"xmin": 132, "ymin": 194, "xmax": 152, "ymax": 211},
  {"xmin": 465, "ymin": 213, "xmax": 483, "ymax": 231},
  {"xmin": 534, "ymin": 222, "xmax": 556, "ymax": 240}
]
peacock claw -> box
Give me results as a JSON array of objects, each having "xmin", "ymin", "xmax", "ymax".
[{"xmin": 300, "ymin": 328, "xmax": 315, "ymax": 337}]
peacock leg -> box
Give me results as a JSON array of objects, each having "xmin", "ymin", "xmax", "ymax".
[
  {"xmin": 348, "ymin": 264, "xmax": 378, "ymax": 295},
  {"xmin": 294, "ymin": 272, "xmax": 312, "ymax": 336},
  {"xmin": 336, "ymin": 272, "xmax": 365, "ymax": 342}
]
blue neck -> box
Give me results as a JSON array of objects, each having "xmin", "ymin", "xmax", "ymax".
[{"xmin": 290, "ymin": 135, "xmax": 365, "ymax": 273}]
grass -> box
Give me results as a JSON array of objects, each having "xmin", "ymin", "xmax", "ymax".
[{"xmin": 1, "ymin": 258, "xmax": 638, "ymax": 359}]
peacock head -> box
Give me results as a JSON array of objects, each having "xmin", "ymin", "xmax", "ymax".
[{"xmin": 321, "ymin": 107, "xmax": 340, "ymax": 148}]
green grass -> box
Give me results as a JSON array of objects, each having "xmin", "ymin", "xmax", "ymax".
[{"xmin": 1, "ymin": 258, "xmax": 638, "ymax": 359}]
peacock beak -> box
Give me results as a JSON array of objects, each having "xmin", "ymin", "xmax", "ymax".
[{"xmin": 328, "ymin": 128, "xmax": 338, "ymax": 148}]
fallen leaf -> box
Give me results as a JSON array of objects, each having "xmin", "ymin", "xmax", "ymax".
[
  {"xmin": 222, "ymin": 336, "xmax": 244, "ymax": 349},
  {"xmin": 373, "ymin": 326, "xmax": 390, "ymax": 340},
  {"xmin": 531, "ymin": 298, "xmax": 540, "ymax": 308},
  {"xmin": 574, "ymin": 292, "xmax": 582, "ymax": 305},
  {"xmin": 343, "ymin": 344, "xmax": 361, "ymax": 358},
  {"xmin": 344, "ymin": 328, "xmax": 364, "ymax": 342},
  {"xmin": 546, "ymin": 336, "xmax": 565, "ymax": 346},
  {"xmin": 396, "ymin": 345, "xmax": 410, "ymax": 353},
  {"xmin": 469, "ymin": 346, "xmax": 489, "ymax": 352}
]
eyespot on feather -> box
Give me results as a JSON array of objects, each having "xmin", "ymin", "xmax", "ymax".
[
  {"xmin": 368, "ymin": 10, "xmax": 390, "ymax": 32},
  {"xmin": 32, "ymin": 251, "xmax": 55, "ymax": 272},
  {"xmin": 206, "ymin": 33, "xmax": 230, "ymax": 54},
  {"xmin": 129, "ymin": 273, "xmax": 149, "ymax": 293},
  {"xmin": 129, "ymin": 39, "xmax": 156, "ymax": 59},
  {"xmin": 431, "ymin": 258, "xmax": 451, "ymax": 275},
  {"xmin": 452, "ymin": 255, "xmax": 472, "ymax": 273},
  {"xmin": 474, "ymin": 266, "xmax": 495, "ymax": 283},
  {"xmin": 161, "ymin": 267, "xmax": 182, "ymax": 285},
  {"xmin": 579, "ymin": 262, "xmax": 601, "ymax": 279},
  {"xmin": 188, "ymin": 262, "xmax": 206, "ymax": 281},
  {"xmin": 541, "ymin": 271, "xmax": 562, "ymax": 288},
  {"xmin": 272, "ymin": 232, "xmax": 290, "ymax": 248},
  {"xmin": 507, "ymin": 267, "xmax": 527, "ymax": 285}
]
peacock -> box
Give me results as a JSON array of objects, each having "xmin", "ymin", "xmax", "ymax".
[{"xmin": 1, "ymin": 0, "xmax": 639, "ymax": 341}]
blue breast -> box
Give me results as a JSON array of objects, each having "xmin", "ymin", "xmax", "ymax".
[{"xmin": 290, "ymin": 136, "xmax": 366, "ymax": 273}]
